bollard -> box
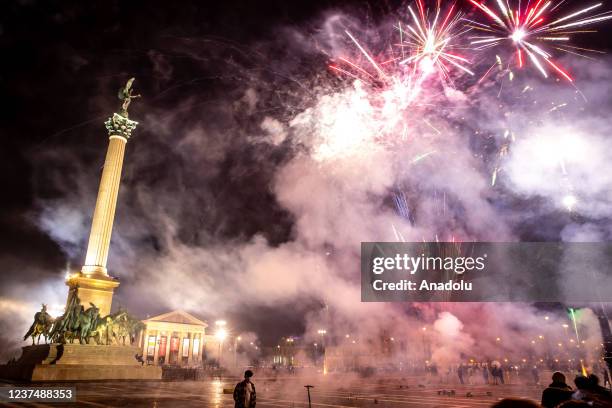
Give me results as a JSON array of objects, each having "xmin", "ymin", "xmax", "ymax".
[{"xmin": 304, "ymin": 385, "xmax": 314, "ymax": 408}]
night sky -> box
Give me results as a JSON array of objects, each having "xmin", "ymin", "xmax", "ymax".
[
  {"xmin": 1, "ymin": 0, "xmax": 370, "ymax": 345},
  {"xmin": 2, "ymin": 0, "xmax": 612, "ymax": 354}
]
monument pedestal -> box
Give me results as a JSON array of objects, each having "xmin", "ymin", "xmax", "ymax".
[
  {"xmin": 66, "ymin": 273, "xmax": 119, "ymax": 317},
  {"xmin": 0, "ymin": 343, "xmax": 161, "ymax": 382}
]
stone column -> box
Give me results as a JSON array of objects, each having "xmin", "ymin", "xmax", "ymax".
[
  {"xmin": 137, "ymin": 327, "xmax": 144, "ymax": 350},
  {"xmin": 164, "ymin": 333, "xmax": 171, "ymax": 363},
  {"xmin": 68, "ymin": 113, "xmax": 137, "ymax": 317},
  {"xmin": 83, "ymin": 113, "xmax": 138, "ymax": 276},
  {"xmin": 178, "ymin": 332, "xmax": 185, "ymax": 366},
  {"xmin": 142, "ymin": 328, "xmax": 149, "ymax": 358},
  {"xmin": 187, "ymin": 333, "xmax": 194, "ymax": 365},
  {"xmin": 153, "ymin": 332, "xmax": 160, "ymax": 365}
]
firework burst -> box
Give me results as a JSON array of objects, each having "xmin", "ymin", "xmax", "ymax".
[
  {"xmin": 329, "ymin": 1, "xmax": 475, "ymax": 91},
  {"xmin": 399, "ymin": 0, "xmax": 474, "ymax": 79},
  {"xmin": 325, "ymin": 1, "xmax": 477, "ymax": 150},
  {"xmin": 467, "ymin": 0, "xmax": 612, "ymax": 81}
]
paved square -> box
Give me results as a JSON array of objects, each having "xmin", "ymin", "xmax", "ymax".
[{"xmin": 1, "ymin": 375, "xmax": 544, "ymax": 407}]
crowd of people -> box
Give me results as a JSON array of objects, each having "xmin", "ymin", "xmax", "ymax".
[
  {"xmin": 456, "ymin": 363, "xmax": 507, "ymax": 385},
  {"xmin": 440, "ymin": 361, "xmax": 611, "ymax": 388},
  {"xmin": 232, "ymin": 368, "xmax": 612, "ymax": 408},
  {"xmin": 488, "ymin": 371, "xmax": 612, "ymax": 408},
  {"xmin": 452, "ymin": 362, "xmax": 612, "ymax": 407},
  {"xmin": 230, "ymin": 365, "xmax": 612, "ymax": 408},
  {"xmin": 539, "ymin": 372, "xmax": 612, "ymax": 408}
]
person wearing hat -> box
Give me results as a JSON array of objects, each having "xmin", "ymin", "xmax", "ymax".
[{"xmin": 233, "ymin": 370, "xmax": 256, "ymax": 408}]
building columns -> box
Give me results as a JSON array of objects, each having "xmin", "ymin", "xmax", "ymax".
[
  {"xmin": 153, "ymin": 332, "xmax": 160, "ymax": 365},
  {"xmin": 187, "ymin": 334, "xmax": 194, "ymax": 364},
  {"xmin": 178, "ymin": 332, "xmax": 184, "ymax": 363},
  {"xmin": 142, "ymin": 328, "xmax": 149, "ymax": 359},
  {"xmin": 164, "ymin": 333, "xmax": 171, "ymax": 364}
]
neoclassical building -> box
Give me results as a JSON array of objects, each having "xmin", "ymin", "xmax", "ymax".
[{"xmin": 140, "ymin": 310, "xmax": 208, "ymax": 366}]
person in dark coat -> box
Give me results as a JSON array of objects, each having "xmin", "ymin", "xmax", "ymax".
[
  {"xmin": 458, "ymin": 364, "xmax": 465, "ymax": 385},
  {"xmin": 491, "ymin": 398, "xmax": 540, "ymax": 408},
  {"xmin": 491, "ymin": 366, "xmax": 499, "ymax": 385},
  {"xmin": 492, "ymin": 366, "xmax": 505, "ymax": 384},
  {"xmin": 541, "ymin": 371, "xmax": 573, "ymax": 408},
  {"xmin": 584, "ymin": 374, "xmax": 612, "ymax": 406},
  {"xmin": 588, "ymin": 374, "xmax": 612, "ymax": 397},
  {"xmin": 531, "ymin": 366, "xmax": 539, "ymax": 385},
  {"xmin": 233, "ymin": 370, "xmax": 256, "ymax": 408}
]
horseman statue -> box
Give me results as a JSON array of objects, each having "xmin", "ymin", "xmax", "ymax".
[
  {"xmin": 23, "ymin": 304, "xmax": 54, "ymax": 345},
  {"xmin": 48, "ymin": 286, "xmax": 83, "ymax": 343},
  {"xmin": 41, "ymin": 286, "xmax": 145, "ymax": 346}
]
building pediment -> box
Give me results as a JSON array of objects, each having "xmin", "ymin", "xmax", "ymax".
[{"xmin": 144, "ymin": 310, "xmax": 208, "ymax": 328}]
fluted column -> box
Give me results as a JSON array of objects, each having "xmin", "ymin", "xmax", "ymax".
[
  {"xmin": 81, "ymin": 113, "xmax": 137, "ymax": 276},
  {"xmin": 142, "ymin": 328, "xmax": 150, "ymax": 358},
  {"xmin": 164, "ymin": 334, "xmax": 171, "ymax": 363},
  {"xmin": 153, "ymin": 332, "xmax": 160, "ymax": 365},
  {"xmin": 66, "ymin": 113, "xmax": 137, "ymax": 317}
]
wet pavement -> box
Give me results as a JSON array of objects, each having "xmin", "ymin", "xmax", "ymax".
[{"xmin": 1, "ymin": 375, "xmax": 544, "ymax": 407}]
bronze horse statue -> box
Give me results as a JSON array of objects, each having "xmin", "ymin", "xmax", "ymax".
[
  {"xmin": 48, "ymin": 298, "xmax": 100, "ymax": 344},
  {"xmin": 110, "ymin": 310, "xmax": 130, "ymax": 345},
  {"xmin": 23, "ymin": 304, "xmax": 54, "ymax": 345},
  {"xmin": 73, "ymin": 303, "xmax": 100, "ymax": 344},
  {"xmin": 89, "ymin": 310, "xmax": 127, "ymax": 345},
  {"xmin": 35, "ymin": 286, "xmax": 145, "ymax": 347}
]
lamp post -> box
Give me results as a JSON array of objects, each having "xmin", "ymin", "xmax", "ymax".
[
  {"xmin": 304, "ymin": 385, "xmax": 314, "ymax": 408},
  {"xmin": 317, "ymin": 329, "xmax": 327, "ymax": 374},
  {"xmin": 234, "ymin": 336, "xmax": 241, "ymax": 368},
  {"xmin": 215, "ymin": 320, "xmax": 227, "ymax": 368},
  {"xmin": 286, "ymin": 337, "xmax": 295, "ymax": 368}
]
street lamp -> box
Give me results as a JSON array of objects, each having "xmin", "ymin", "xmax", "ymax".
[
  {"xmin": 215, "ymin": 321, "xmax": 227, "ymax": 368},
  {"xmin": 233, "ymin": 336, "xmax": 241, "ymax": 368},
  {"xmin": 562, "ymin": 324, "xmax": 569, "ymax": 341},
  {"xmin": 317, "ymin": 329, "xmax": 327, "ymax": 374}
]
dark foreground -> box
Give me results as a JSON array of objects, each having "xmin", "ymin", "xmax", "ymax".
[{"xmin": 0, "ymin": 376, "xmax": 543, "ymax": 407}]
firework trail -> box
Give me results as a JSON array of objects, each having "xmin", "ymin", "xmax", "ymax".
[
  {"xmin": 321, "ymin": 1, "xmax": 610, "ymax": 221},
  {"xmin": 323, "ymin": 1, "xmax": 480, "ymax": 160},
  {"xmin": 399, "ymin": 0, "xmax": 474, "ymax": 79},
  {"xmin": 326, "ymin": 3, "xmax": 478, "ymax": 241},
  {"xmin": 329, "ymin": 1, "xmax": 474, "ymax": 94},
  {"xmin": 466, "ymin": 0, "xmax": 612, "ymax": 81}
]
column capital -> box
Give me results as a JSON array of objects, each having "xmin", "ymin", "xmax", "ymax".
[{"xmin": 105, "ymin": 113, "xmax": 138, "ymax": 140}]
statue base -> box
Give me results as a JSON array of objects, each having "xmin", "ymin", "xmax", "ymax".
[
  {"xmin": 0, "ymin": 343, "xmax": 161, "ymax": 382},
  {"xmin": 66, "ymin": 272, "xmax": 119, "ymax": 317}
]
